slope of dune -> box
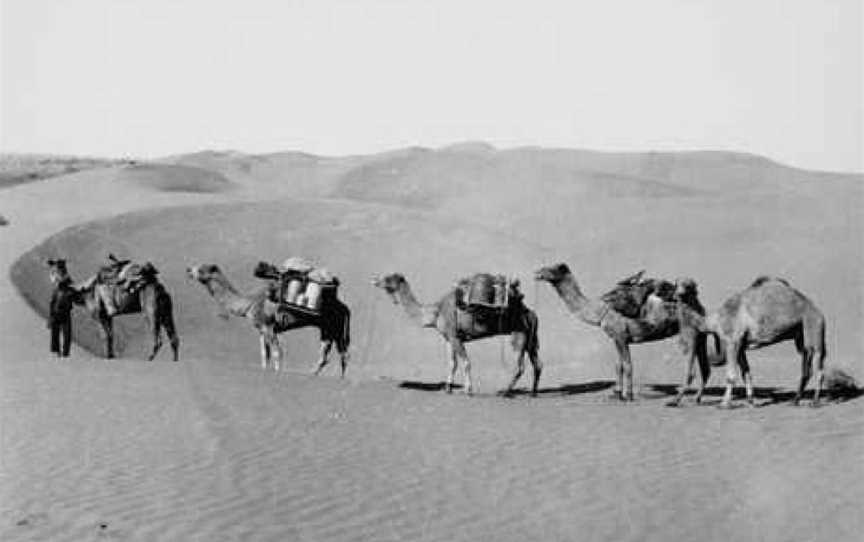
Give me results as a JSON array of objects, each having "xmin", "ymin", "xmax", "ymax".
[
  {"xmin": 0, "ymin": 153, "xmax": 131, "ymax": 189},
  {"xmin": 116, "ymin": 163, "xmax": 233, "ymax": 193},
  {"xmin": 332, "ymin": 146, "xmax": 698, "ymax": 210},
  {"xmin": 161, "ymin": 150, "xmax": 367, "ymax": 196},
  {"xmin": 3, "ymin": 145, "xmax": 863, "ymax": 542}
]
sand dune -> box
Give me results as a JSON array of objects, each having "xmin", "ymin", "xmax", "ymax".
[
  {"xmin": 116, "ymin": 163, "xmax": 233, "ymax": 193},
  {"xmin": 2, "ymin": 145, "xmax": 863, "ymax": 541}
]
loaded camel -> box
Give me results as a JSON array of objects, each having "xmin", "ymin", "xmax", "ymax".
[
  {"xmin": 673, "ymin": 276, "xmax": 826, "ymax": 407},
  {"xmin": 535, "ymin": 263, "xmax": 710, "ymax": 402},
  {"xmin": 372, "ymin": 273, "xmax": 541, "ymax": 396},
  {"xmin": 186, "ymin": 263, "xmax": 350, "ymax": 375},
  {"xmin": 47, "ymin": 256, "xmax": 179, "ymax": 361}
]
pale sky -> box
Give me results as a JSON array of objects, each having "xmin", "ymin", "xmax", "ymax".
[{"xmin": 1, "ymin": 0, "xmax": 862, "ymax": 172}]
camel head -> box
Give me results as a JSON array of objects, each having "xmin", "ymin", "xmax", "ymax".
[
  {"xmin": 186, "ymin": 263, "xmax": 222, "ymax": 284},
  {"xmin": 534, "ymin": 263, "xmax": 571, "ymax": 284},
  {"xmin": 46, "ymin": 258, "xmax": 70, "ymax": 285},
  {"xmin": 673, "ymin": 277, "xmax": 698, "ymax": 300},
  {"xmin": 372, "ymin": 273, "xmax": 407, "ymax": 304}
]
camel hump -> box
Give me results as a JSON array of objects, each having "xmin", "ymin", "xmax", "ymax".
[
  {"xmin": 253, "ymin": 261, "xmax": 281, "ymax": 280},
  {"xmin": 616, "ymin": 269, "xmax": 645, "ymax": 286},
  {"xmin": 602, "ymin": 273, "xmax": 676, "ymax": 318},
  {"xmin": 750, "ymin": 276, "xmax": 791, "ymax": 289}
]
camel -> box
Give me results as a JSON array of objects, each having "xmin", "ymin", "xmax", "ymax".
[
  {"xmin": 534, "ymin": 263, "xmax": 710, "ymax": 402},
  {"xmin": 47, "ymin": 258, "xmax": 179, "ymax": 361},
  {"xmin": 372, "ymin": 273, "xmax": 541, "ymax": 396},
  {"xmin": 186, "ymin": 263, "xmax": 350, "ymax": 375},
  {"xmin": 673, "ymin": 276, "xmax": 827, "ymax": 407}
]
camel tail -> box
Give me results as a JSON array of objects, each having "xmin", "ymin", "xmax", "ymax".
[
  {"xmin": 706, "ymin": 331, "xmax": 725, "ymax": 366},
  {"xmin": 339, "ymin": 305, "xmax": 351, "ymax": 353},
  {"xmin": 818, "ymin": 317, "xmax": 827, "ymax": 366},
  {"xmin": 525, "ymin": 310, "xmax": 540, "ymax": 355}
]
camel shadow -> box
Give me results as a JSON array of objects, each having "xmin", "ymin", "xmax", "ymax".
[
  {"xmin": 397, "ymin": 380, "xmax": 616, "ymax": 397},
  {"xmin": 398, "ymin": 381, "xmax": 454, "ymax": 392},
  {"xmin": 648, "ymin": 383, "xmax": 864, "ymax": 405}
]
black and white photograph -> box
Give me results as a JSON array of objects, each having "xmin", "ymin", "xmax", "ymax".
[{"xmin": 1, "ymin": 1, "xmax": 862, "ymax": 540}]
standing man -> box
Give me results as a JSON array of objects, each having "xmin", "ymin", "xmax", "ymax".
[{"xmin": 47, "ymin": 259, "xmax": 76, "ymax": 357}]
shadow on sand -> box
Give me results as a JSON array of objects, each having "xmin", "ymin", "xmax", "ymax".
[
  {"xmin": 648, "ymin": 383, "xmax": 864, "ymax": 405},
  {"xmin": 396, "ymin": 379, "xmax": 862, "ymax": 405},
  {"xmin": 398, "ymin": 380, "xmax": 616, "ymax": 397}
]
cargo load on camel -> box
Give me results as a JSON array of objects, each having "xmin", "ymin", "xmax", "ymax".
[
  {"xmin": 85, "ymin": 254, "xmax": 161, "ymax": 316},
  {"xmin": 454, "ymin": 273, "xmax": 522, "ymax": 312},
  {"xmin": 600, "ymin": 269, "xmax": 679, "ymax": 319},
  {"xmin": 253, "ymin": 257, "xmax": 339, "ymax": 315}
]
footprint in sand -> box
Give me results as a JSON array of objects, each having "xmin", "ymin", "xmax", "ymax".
[{"xmin": 14, "ymin": 511, "xmax": 49, "ymax": 528}]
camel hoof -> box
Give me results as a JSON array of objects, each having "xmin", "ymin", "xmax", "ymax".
[
  {"xmin": 665, "ymin": 399, "xmax": 683, "ymax": 408},
  {"xmin": 809, "ymin": 400, "xmax": 822, "ymax": 409},
  {"xmin": 717, "ymin": 401, "xmax": 734, "ymax": 410},
  {"xmin": 606, "ymin": 391, "xmax": 625, "ymax": 402}
]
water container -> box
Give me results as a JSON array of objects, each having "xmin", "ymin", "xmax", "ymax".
[
  {"xmin": 305, "ymin": 282, "xmax": 322, "ymax": 310},
  {"xmin": 492, "ymin": 282, "xmax": 504, "ymax": 306},
  {"xmin": 285, "ymin": 279, "xmax": 303, "ymax": 304},
  {"xmin": 469, "ymin": 275, "xmax": 494, "ymax": 305}
]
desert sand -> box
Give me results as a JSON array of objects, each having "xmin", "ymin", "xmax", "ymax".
[{"xmin": 1, "ymin": 146, "xmax": 863, "ymax": 541}]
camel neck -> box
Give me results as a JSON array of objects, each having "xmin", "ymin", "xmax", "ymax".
[
  {"xmin": 206, "ymin": 274, "xmax": 254, "ymax": 316},
  {"xmin": 676, "ymin": 301, "xmax": 708, "ymax": 332},
  {"xmin": 553, "ymin": 276, "xmax": 607, "ymax": 326},
  {"xmin": 395, "ymin": 283, "xmax": 427, "ymax": 325}
]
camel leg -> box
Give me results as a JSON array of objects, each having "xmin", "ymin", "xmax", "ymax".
[
  {"xmin": 528, "ymin": 350, "xmax": 542, "ymax": 397},
  {"xmin": 146, "ymin": 315, "xmax": 163, "ymax": 362},
  {"xmin": 694, "ymin": 334, "xmax": 711, "ymax": 404},
  {"xmin": 812, "ymin": 345, "xmax": 825, "ymax": 407},
  {"xmin": 270, "ymin": 334, "xmax": 282, "ymax": 372},
  {"xmin": 503, "ymin": 349, "xmax": 525, "ymax": 396},
  {"xmin": 671, "ymin": 333, "xmax": 697, "ymax": 407},
  {"xmin": 794, "ymin": 347, "xmax": 813, "ymax": 406},
  {"xmin": 101, "ymin": 317, "xmax": 115, "ymax": 359},
  {"xmin": 623, "ymin": 350, "xmax": 634, "ymax": 400},
  {"xmin": 161, "ymin": 309, "xmax": 180, "ymax": 362},
  {"xmin": 803, "ymin": 321, "xmax": 826, "ymax": 407},
  {"xmin": 737, "ymin": 348, "xmax": 754, "ymax": 407},
  {"xmin": 610, "ymin": 340, "xmax": 628, "ymax": 401},
  {"xmin": 457, "ymin": 343, "xmax": 473, "ymax": 396},
  {"xmin": 445, "ymin": 342, "xmax": 459, "ymax": 393},
  {"xmin": 720, "ymin": 341, "xmax": 739, "ymax": 408},
  {"xmin": 259, "ymin": 333, "xmax": 270, "ymax": 370},
  {"xmin": 338, "ymin": 349, "xmax": 349, "ymax": 378},
  {"xmin": 314, "ymin": 340, "xmax": 334, "ymax": 375},
  {"xmin": 614, "ymin": 341, "xmax": 635, "ymax": 401}
]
